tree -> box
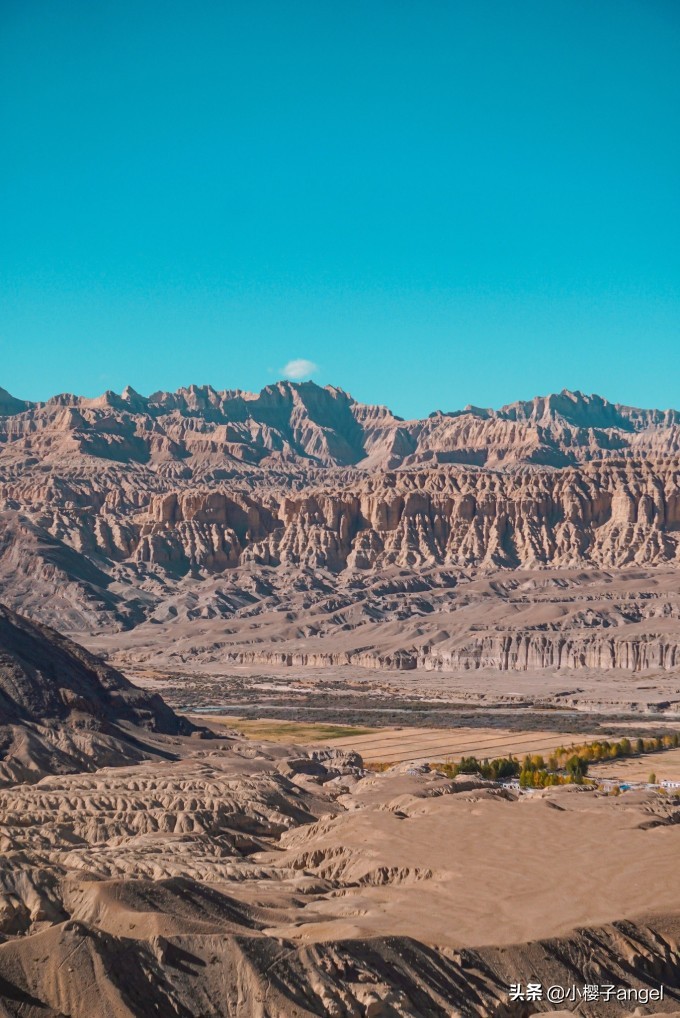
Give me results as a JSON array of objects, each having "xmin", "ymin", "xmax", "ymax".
[
  {"xmin": 493, "ymin": 757, "xmax": 518, "ymax": 780},
  {"xmin": 566, "ymin": 756, "xmax": 588, "ymax": 783}
]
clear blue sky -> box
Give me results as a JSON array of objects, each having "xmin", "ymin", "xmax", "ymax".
[{"xmin": 2, "ymin": 1, "xmax": 678, "ymax": 418}]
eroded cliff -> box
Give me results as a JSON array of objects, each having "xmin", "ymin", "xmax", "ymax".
[{"xmin": 2, "ymin": 381, "xmax": 680, "ymax": 679}]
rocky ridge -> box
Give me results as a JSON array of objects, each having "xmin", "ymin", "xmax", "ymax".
[
  {"xmin": 1, "ymin": 381, "xmax": 680, "ymax": 471},
  {"xmin": 0, "ymin": 603, "xmax": 196, "ymax": 786},
  {"xmin": 2, "ymin": 381, "xmax": 680, "ymax": 678}
]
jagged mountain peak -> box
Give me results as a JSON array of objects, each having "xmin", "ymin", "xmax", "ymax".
[{"xmin": 2, "ymin": 380, "xmax": 680, "ymax": 469}]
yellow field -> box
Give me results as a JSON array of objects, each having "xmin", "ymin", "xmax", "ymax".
[
  {"xmin": 192, "ymin": 716, "xmax": 680, "ymax": 778},
  {"xmin": 305, "ymin": 725, "xmax": 603, "ymax": 765}
]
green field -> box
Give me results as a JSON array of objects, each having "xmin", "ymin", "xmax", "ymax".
[{"xmin": 195, "ymin": 715, "xmax": 376, "ymax": 744}]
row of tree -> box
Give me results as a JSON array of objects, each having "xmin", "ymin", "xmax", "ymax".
[
  {"xmin": 549, "ymin": 733, "xmax": 679, "ymax": 767},
  {"xmin": 432, "ymin": 732, "xmax": 679, "ymax": 788}
]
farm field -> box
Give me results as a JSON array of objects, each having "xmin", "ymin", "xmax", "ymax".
[
  {"xmin": 194, "ymin": 715, "xmax": 376, "ymax": 743},
  {"xmin": 588, "ymin": 746, "xmax": 680, "ymax": 784},
  {"xmin": 197, "ymin": 715, "xmax": 680, "ymax": 777},
  {"xmin": 197, "ymin": 716, "xmax": 601, "ymax": 763},
  {"xmin": 305, "ymin": 724, "xmax": 603, "ymax": 764}
]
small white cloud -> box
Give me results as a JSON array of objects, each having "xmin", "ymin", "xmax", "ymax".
[{"xmin": 282, "ymin": 358, "xmax": 318, "ymax": 380}]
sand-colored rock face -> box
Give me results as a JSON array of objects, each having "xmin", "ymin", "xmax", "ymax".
[
  {"xmin": 134, "ymin": 463, "xmax": 680, "ymax": 572},
  {"xmin": 3, "ymin": 381, "xmax": 680, "ymax": 679},
  {"xmin": 2, "ymin": 381, "xmax": 679, "ymax": 469}
]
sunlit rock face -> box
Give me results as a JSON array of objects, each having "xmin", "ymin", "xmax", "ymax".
[{"xmin": 2, "ymin": 380, "xmax": 680, "ymax": 677}]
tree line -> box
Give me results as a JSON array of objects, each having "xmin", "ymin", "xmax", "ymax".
[{"xmin": 432, "ymin": 732, "xmax": 680, "ymax": 788}]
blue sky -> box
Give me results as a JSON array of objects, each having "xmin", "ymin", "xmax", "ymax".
[{"xmin": 1, "ymin": 0, "xmax": 678, "ymax": 418}]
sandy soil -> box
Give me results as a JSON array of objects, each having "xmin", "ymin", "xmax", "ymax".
[
  {"xmin": 259, "ymin": 780, "xmax": 680, "ymax": 949},
  {"xmin": 589, "ymin": 746, "xmax": 680, "ymax": 784},
  {"xmin": 2, "ymin": 718, "xmax": 680, "ymax": 1014}
]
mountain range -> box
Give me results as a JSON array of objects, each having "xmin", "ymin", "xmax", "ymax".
[
  {"xmin": 2, "ymin": 381, "xmax": 680, "ymax": 690},
  {"xmin": 2, "ymin": 380, "xmax": 680, "ymax": 471}
]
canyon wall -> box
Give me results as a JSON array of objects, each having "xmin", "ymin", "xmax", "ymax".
[{"xmin": 2, "ymin": 381, "xmax": 680, "ymax": 676}]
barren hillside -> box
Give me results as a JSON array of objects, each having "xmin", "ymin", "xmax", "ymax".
[{"xmin": 1, "ymin": 382, "xmax": 680, "ymax": 689}]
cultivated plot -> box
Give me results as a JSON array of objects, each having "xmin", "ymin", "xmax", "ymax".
[{"xmin": 306, "ymin": 725, "xmax": 602, "ymax": 765}]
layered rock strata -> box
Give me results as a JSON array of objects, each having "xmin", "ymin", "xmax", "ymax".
[{"xmin": 3, "ymin": 382, "xmax": 680, "ymax": 676}]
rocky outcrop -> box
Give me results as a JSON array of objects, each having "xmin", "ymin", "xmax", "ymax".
[
  {"xmin": 5, "ymin": 463, "xmax": 680, "ymax": 576},
  {"xmin": 0, "ymin": 604, "xmax": 197, "ymax": 784},
  {"xmin": 420, "ymin": 632, "xmax": 680, "ymax": 674},
  {"xmin": 0, "ymin": 914, "xmax": 676, "ymax": 1017}
]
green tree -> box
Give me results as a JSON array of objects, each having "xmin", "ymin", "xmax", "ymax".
[{"xmin": 566, "ymin": 756, "xmax": 588, "ymax": 783}]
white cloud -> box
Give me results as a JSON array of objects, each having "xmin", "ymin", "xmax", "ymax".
[{"xmin": 282, "ymin": 358, "xmax": 318, "ymax": 380}]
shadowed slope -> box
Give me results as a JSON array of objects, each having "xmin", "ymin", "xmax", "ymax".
[{"xmin": 0, "ymin": 604, "xmax": 198, "ymax": 785}]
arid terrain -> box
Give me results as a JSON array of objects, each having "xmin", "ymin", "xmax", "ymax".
[
  {"xmin": 1, "ymin": 609, "xmax": 680, "ymax": 1016},
  {"xmin": 3, "ymin": 383, "xmax": 680, "ymax": 708},
  {"xmin": 2, "ymin": 382, "xmax": 680, "ymax": 1014}
]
